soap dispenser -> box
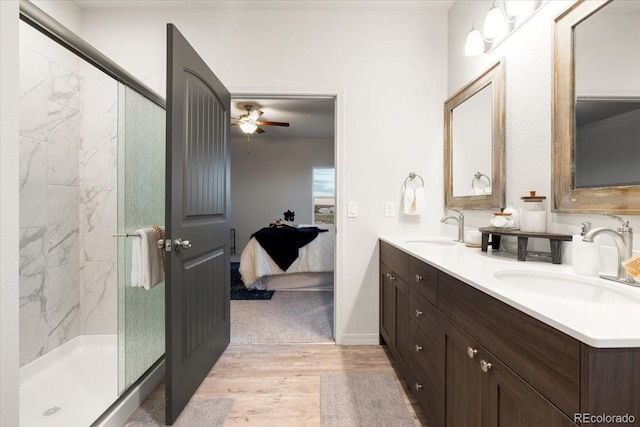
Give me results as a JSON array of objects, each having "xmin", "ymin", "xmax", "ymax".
[{"xmin": 572, "ymin": 222, "xmax": 601, "ymax": 276}]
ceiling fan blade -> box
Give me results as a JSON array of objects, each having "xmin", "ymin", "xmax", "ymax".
[
  {"xmin": 256, "ymin": 120, "xmax": 290, "ymax": 127},
  {"xmin": 255, "ymin": 127, "xmax": 266, "ymax": 134},
  {"xmin": 248, "ymin": 109, "xmax": 263, "ymax": 121}
]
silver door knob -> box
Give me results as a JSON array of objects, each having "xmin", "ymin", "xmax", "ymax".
[
  {"xmin": 414, "ymin": 383, "xmax": 422, "ymax": 391},
  {"xmin": 415, "ymin": 309, "xmax": 423, "ymax": 317},
  {"xmin": 415, "ymin": 344, "xmax": 423, "ymax": 352},
  {"xmin": 480, "ymin": 360, "xmax": 492, "ymax": 373},
  {"xmin": 174, "ymin": 238, "xmax": 192, "ymax": 251},
  {"xmin": 467, "ymin": 347, "xmax": 477, "ymax": 358},
  {"xmin": 415, "ymin": 274, "xmax": 423, "ymax": 282}
]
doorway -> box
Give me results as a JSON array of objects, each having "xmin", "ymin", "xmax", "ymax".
[{"xmin": 228, "ymin": 94, "xmax": 340, "ymax": 345}]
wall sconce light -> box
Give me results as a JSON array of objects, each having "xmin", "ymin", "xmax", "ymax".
[
  {"xmin": 464, "ymin": 23, "xmax": 485, "ymax": 57},
  {"xmin": 483, "ymin": 1, "xmax": 508, "ymax": 40},
  {"xmin": 465, "ymin": 0, "xmax": 546, "ymax": 57}
]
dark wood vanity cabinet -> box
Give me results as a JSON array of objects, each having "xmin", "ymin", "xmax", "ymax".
[
  {"xmin": 379, "ymin": 243, "xmax": 410, "ymax": 363},
  {"xmin": 441, "ymin": 317, "xmax": 576, "ymax": 427},
  {"xmin": 379, "ymin": 240, "xmax": 640, "ymax": 427}
]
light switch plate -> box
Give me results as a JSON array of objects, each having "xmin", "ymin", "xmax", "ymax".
[
  {"xmin": 347, "ymin": 201, "xmax": 358, "ymax": 218},
  {"xmin": 384, "ymin": 201, "xmax": 395, "ymax": 217}
]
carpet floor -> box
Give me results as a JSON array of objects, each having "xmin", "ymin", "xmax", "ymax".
[
  {"xmin": 125, "ymin": 397, "xmax": 233, "ymax": 426},
  {"xmin": 320, "ymin": 373, "xmax": 415, "ymax": 427},
  {"xmin": 231, "ymin": 290, "xmax": 334, "ymax": 344}
]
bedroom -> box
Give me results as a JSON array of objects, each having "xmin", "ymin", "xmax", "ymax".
[{"xmin": 229, "ymin": 96, "xmax": 336, "ymax": 344}]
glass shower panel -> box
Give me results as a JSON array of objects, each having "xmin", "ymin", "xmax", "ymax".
[{"xmin": 117, "ymin": 84, "xmax": 166, "ymax": 393}]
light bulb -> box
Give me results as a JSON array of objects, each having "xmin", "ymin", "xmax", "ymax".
[
  {"xmin": 483, "ymin": 5, "xmax": 507, "ymax": 40},
  {"xmin": 464, "ymin": 28, "xmax": 485, "ymax": 56},
  {"xmin": 239, "ymin": 122, "xmax": 258, "ymax": 134}
]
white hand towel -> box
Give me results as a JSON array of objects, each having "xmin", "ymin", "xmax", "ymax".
[
  {"xmin": 402, "ymin": 187, "xmax": 425, "ymax": 215},
  {"xmin": 131, "ymin": 227, "xmax": 164, "ymax": 290}
]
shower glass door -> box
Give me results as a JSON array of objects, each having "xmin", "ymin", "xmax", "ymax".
[{"xmin": 117, "ymin": 84, "xmax": 166, "ymax": 393}]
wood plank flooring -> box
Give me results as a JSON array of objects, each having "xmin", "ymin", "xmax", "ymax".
[{"xmin": 136, "ymin": 344, "xmax": 429, "ymax": 426}]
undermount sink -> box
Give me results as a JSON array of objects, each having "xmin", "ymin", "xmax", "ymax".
[
  {"xmin": 404, "ymin": 237, "xmax": 456, "ymax": 246},
  {"xmin": 493, "ymin": 270, "xmax": 640, "ymax": 304}
]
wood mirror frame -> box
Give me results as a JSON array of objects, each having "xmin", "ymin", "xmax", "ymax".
[
  {"xmin": 552, "ymin": 0, "xmax": 640, "ymax": 214},
  {"xmin": 444, "ymin": 59, "xmax": 505, "ymax": 210}
]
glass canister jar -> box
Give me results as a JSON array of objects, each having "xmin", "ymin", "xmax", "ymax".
[
  {"xmin": 490, "ymin": 212, "xmax": 516, "ymax": 229},
  {"xmin": 519, "ymin": 191, "xmax": 547, "ymax": 233}
]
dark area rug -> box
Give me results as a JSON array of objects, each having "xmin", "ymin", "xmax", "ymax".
[{"xmin": 230, "ymin": 262, "xmax": 274, "ymax": 300}]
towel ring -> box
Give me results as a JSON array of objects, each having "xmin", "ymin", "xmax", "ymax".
[
  {"xmin": 471, "ymin": 171, "xmax": 491, "ymax": 191},
  {"xmin": 404, "ymin": 172, "xmax": 424, "ymax": 189}
]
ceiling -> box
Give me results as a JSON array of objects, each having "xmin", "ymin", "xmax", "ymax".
[
  {"xmin": 230, "ymin": 97, "xmax": 335, "ymax": 140},
  {"xmin": 75, "ymin": 1, "xmax": 454, "ymax": 12}
]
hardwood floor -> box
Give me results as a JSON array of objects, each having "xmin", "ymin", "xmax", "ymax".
[{"xmin": 139, "ymin": 344, "xmax": 428, "ymax": 426}]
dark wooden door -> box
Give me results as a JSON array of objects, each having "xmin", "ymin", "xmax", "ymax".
[
  {"xmin": 442, "ymin": 318, "xmax": 483, "ymax": 427},
  {"xmin": 165, "ymin": 24, "xmax": 231, "ymax": 424},
  {"xmin": 483, "ymin": 355, "xmax": 577, "ymax": 427},
  {"xmin": 380, "ymin": 264, "xmax": 396, "ymax": 347}
]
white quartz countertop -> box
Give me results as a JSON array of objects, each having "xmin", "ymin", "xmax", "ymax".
[{"xmin": 380, "ymin": 235, "xmax": 640, "ymax": 348}]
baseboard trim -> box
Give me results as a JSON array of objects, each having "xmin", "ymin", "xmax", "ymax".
[
  {"xmin": 92, "ymin": 357, "xmax": 165, "ymax": 427},
  {"xmin": 337, "ymin": 333, "xmax": 380, "ymax": 345}
]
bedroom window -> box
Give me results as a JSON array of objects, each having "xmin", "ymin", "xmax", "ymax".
[{"xmin": 313, "ymin": 167, "xmax": 335, "ymax": 224}]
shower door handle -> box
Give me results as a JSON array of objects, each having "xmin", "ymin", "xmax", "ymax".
[{"xmin": 174, "ymin": 238, "xmax": 192, "ymax": 251}]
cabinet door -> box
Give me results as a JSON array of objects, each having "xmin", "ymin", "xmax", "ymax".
[
  {"xmin": 483, "ymin": 353, "xmax": 577, "ymax": 427},
  {"xmin": 380, "ymin": 264, "xmax": 396, "ymax": 348},
  {"xmin": 442, "ymin": 319, "xmax": 483, "ymax": 427},
  {"xmin": 396, "ymin": 275, "xmax": 409, "ymax": 363}
]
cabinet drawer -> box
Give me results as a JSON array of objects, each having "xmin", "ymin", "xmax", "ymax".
[
  {"xmin": 408, "ymin": 288, "xmax": 438, "ymax": 347},
  {"xmin": 403, "ymin": 349, "xmax": 441, "ymax": 427},
  {"xmin": 408, "ymin": 321, "xmax": 438, "ymax": 388},
  {"xmin": 438, "ymin": 271, "xmax": 581, "ymax": 417},
  {"xmin": 408, "ymin": 256, "xmax": 438, "ymax": 305},
  {"xmin": 380, "ymin": 241, "xmax": 409, "ymax": 282}
]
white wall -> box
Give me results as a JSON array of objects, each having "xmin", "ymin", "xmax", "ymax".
[
  {"xmin": 447, "ymin": 0, "xmax": 640, "ymax": 258},
  {"xmin": 1, "ymin": 1, "xmax": 20, "ymax": 424},
  {"xmin": 231, "ymin": 137, "xmax": 334, "ymax": 250},
  {"xmin": 80, "ymin": 2, "xmax": 449, "ymax": 344}
]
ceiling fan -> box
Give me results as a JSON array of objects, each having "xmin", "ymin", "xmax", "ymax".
[{"xmin": 232, "ymin": 104, "xmax": 290, "ymax": 134}]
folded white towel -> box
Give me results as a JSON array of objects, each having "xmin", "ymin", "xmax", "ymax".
[
  {"xmin": 402, "ymin": 187, "xmax": 425, "ymax": 215},
  {"xmin": 131, "ymin": 227, "xmax": 164, "ymax": 290}
]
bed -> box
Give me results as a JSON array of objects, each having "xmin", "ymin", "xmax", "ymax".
[{"xmin": 239, "ymin": 224, "xmax": 335, "ymax": 290}]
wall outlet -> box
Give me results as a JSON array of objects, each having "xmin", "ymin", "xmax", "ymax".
[
  {"xmin": 384, "ymin": 201, "xmax": 395, "ymax": 217},
  {"xmin": 347, "ymin": 201, "xmax": 358, "ymax": 218}
]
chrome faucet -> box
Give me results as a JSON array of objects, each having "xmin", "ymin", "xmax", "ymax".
[
  {"xmin": 583, "ymin": 213, "xmax": 636, "ymax": 286},
  {"xmin": 441, "ymin": 209, "xmax": 465, "ymax": 243}
]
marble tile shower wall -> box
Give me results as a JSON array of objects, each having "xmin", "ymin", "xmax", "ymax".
[{"xmin": 19, "ymin": 30, "xmax": 118, "ymax": 366}]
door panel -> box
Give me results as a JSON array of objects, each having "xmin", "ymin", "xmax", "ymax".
[
  {"xmin": 166, "ymin": 23, "xmax": 231, "ymax": 424},
  {"xmin": 484, "ymin": 355, "xmax": 577, "ymax": 427},
  {"xmin": 442, "ymin": 319, "xmax": 483, "ymax": 427}
]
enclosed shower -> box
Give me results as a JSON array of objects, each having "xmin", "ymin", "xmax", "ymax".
[{"xmin": 18, "ymin": 7, "xmax": 165, "ymax": 426}]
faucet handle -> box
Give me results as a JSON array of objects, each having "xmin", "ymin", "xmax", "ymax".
[{"xmin": 603, "ymin": 213, "xmax": 630, "ymax": 230}]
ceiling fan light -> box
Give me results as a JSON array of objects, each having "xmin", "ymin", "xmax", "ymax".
[
  {"xmin": 483, "ymin": 5, "xmax": 507, "ymax": 40},
  {"xmin": 239, "ymin": 122, "xmax": 258, "ymax": 134},
  {"xmin": 465, "ymin": 28, "xmax": 485, "ymax": 56}
]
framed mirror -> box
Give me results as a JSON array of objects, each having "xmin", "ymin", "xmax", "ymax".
[
  {"xmin": 553, "ymin": 0, "xmax": 640, "ymax": 214},
  {"xmin": 444, "ymin": 59, "xmax": 505, "ymax": 209}
]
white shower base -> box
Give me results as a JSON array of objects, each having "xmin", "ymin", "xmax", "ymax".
[{"xmin": 20, "ymin": 335, "xmax": 118, "ymax": 427}]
